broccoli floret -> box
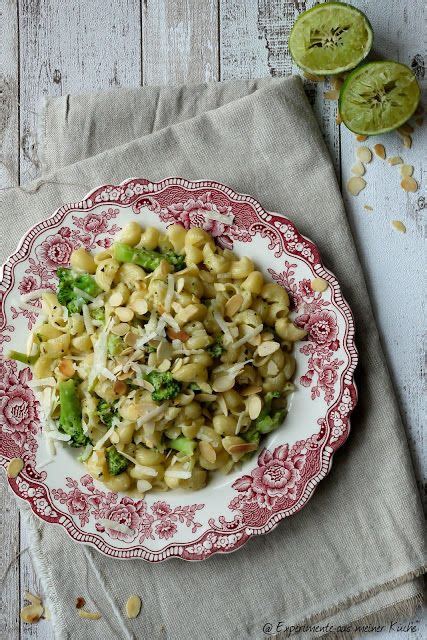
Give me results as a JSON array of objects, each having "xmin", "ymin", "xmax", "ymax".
[
  {"xmin": 145, "ymin": 344, "xmax": 157, "ymax": 353},
  {"xmin": 58, "ymin": 379, "xmax": 89, "ymax": 447},
  {"xmin": 107, "ymin": 334, "xmax": 123, "ymax": 356},
  {"xmin": 106, "ymin": 446, "xmax": 129, "ymax": 476},
  {"xmin": 56, "ymin": 268, "xmax": 101, "ymax": 314},
  {"xmin": 188, "ymin": 382, "xmax": 201, "ymax": 392},
  {"xmin": 167, "ymin": 436, "xmax": 196, "ymax": 456},
  {"xmin": 144, "ymin": 370, "xmax": 181, "ymax": 402},
  {"xmin": 97, "ymin": 399, "xmax": 118, "ymax": 428},
  {"xmin": 243, "ymin": 391, "xmax": 285, "ymax": 445},
  {"xmin": 207, "ymin": 335, "xmax": 224, "ymax": 358},
  {"xmin": 113, "ymin": 242, "xmax": 186, "ymax": 273},
  {"xmin": 90, "ymin": 307, "xmax": 105, "ymax": 322},
  {"xmin": 8, "ymin": 350, "xmax": 39, "ymax": 365}
]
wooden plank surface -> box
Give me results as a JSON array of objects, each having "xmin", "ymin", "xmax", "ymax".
[{"xmin": 0, "ymin": 1, "xmax": 425, "ymax": 638}]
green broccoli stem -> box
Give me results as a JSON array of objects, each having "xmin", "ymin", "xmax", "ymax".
[
  {"xmin": 58, "ymin": 379, "xmax": 88, "ymax": 447},
  {"xmin": 106, "ymin": 446, "xmax": 129, "ymax": 476},
  {"xmin": 113, "ymin": 242, "xmax": 185, "ymax": 272},
  {"xmin": 8, "ymin": 350, "xmax": 39, "ymax": 365},
  {"xmin": 168, "ymin": 436, "xmax": 196, "ymax": 456}
]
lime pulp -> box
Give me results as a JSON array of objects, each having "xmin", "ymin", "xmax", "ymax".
[
  {"xmin": 289, "ymin": 2, "xmax": 373, "ymax": 76},
  {"xmin": 339, "ymin": 61, "xmax": 421, "ymax": 134}
]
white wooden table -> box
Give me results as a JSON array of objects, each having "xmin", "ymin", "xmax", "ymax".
[{"xmin": 1, "ymin": 1, "xmax": 425, "ymax": 638}]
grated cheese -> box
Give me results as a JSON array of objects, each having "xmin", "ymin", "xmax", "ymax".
[
  {"xmin": 116, "ymin": 450, "xmax": 138, "ymax": 465},
  {"xmin": 27, "ymin": 377, "xmax": 56, "ymax": 388},
  {"xmin": 161, "ymin": 312, "xmax": 180, "ymax": 332},
  {"xmin": 20, "ymin": 288, "xmax": 53, "ymax": 302},
  {"xmin": 73, "ymin": 287, "xmax": 95, "ymax": 302},
  {"xmin": 203, "ymin": 207, "xmax": 234, "ymax": 225},
  {"xmin": 136, "ymin": 404, "xmax": 166, "ymax": 428},
  {"xmin": 165, "ymin": 468, "xmax": 192, "ymax": 480},
  {"xmin": 98, "ymin": 519, "xmax": 134, "ymax": 535},
  {"xmin": 133, "ymin": 464, "xmax": 158, "ymax": 477},
  {"xmin": 88, "ymin": 318, "xmax": 113, "ymax": 388},
  {"xmin": 99, "ymin": 366, "xmax": 116, "ymax": 381},
  {"xmin": 232, "ymin": 325, "xmax": 263, "ymax": 349},
  {"xmin": 164, "ymin": 274, "xmax": 175, "ymax": 313},
  {"xmin": 82, "ymin": 304, "xmax": 95, "ymax": 335},
  {"xmin": 213, "ymin": 310, "xmax": 232, "ymax": 339},
  {"xmin": 18, "ymin": 301, "xmax": 43, "ymax": 314},
  {"xmin": 93, "ymin": 424, "xmax": 116, "ymax": 450}
]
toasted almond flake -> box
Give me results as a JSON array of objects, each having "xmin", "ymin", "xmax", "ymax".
[
  {"xmin": 110, "ymin": 431, "xmax": 120, "ymax": 444},
  {"xmin": 401, "ymin": 134, "xmax": 412, "ymax": 149},
  {"xmin": 401, "ymin": 176, "xmax": 418, "ymax": 192},
  {"xmin": 225, "ymin": 293, "xmax": 243, "ymax": 318},
  {"xmin": 130, "ymin": 298, "xmax": 148, "ymax": 315},
  {"xmin": 356, "ymin": 146, "xmax": 372, "ymax": 163},
  {"xmin": 303, "ymin": 72, "xmax": 325, "ymax": 82},
  {"xmin": 373, "ymin": 144, "xmax": 386, "ymax": 159},
  {"xmin": 115, "ymin": 306, "xmax": 134, "ymax": 323},
  {"xmin": 247, "ymin": 395, "xmax": 262, "ymax": 420},
  {"xmin": 124, "ymin": 331, "xmax": 137, "ymax": 347},
  {"xmin": 137, "ymin": 479, "xmax": 152, "ymax": 493},
  {"xmin": 324, "ymin": 89, "xmax": 339, "ymax": 100},
  {"xmin": 267, "ymin": 360, "xmax": 279, "ymax": 376},
  {"xmin": 398, "ymin": 122, "xmax": 414, "ymax": 135},
  {"xmin": 140, "ymin": 379, "xmax": 155, "ymax": 392},
  {"xmin": 76, "ymin": 597, "xmax": 86, "ymax": 609},
  {"xmin": 331, "ymin": 76, "xmax": 344, "ymax": 91},
  {"xmin": 20, "ymin": 603, "xmax": 44, "ymax": 624},
  {"xmin": 347, "ymin": 176, "xmax": 366, "ymax": 196},
  {"xmin": 388, "ymin": 156, "xmax": 403, "ymax": 166},
  {"xmin": 171, "ymin": 358, "xmax": 183, "ymax": 373},
  {"xmin": 217, "ymin": 394, "xmax": 228, "ymax": 415},
  {"xmin": 125, "ymin": 594, "xmax": 142, "ymax": 619},
  {"xmin": 199, "ymin": 441, "xmax": 216, "ymax": 464},
  {"xmin": 228, "ymin": 442, "xmax": 258, "ymax": 456},
  {"xmin": 336, "ymin": 112, "xmax": 343, "ymax": 125},
  {"xmin": 109, "ymin": 291, "xmax": 123, "ymax": 307},
  {"xmin": 356, "ymin": 134, "xmax": 368, "ymax": 142},
  {"xmin": 158, "ymin": 359, "xmax": 171, "ymax": 372},
  {"xmin": 363, "ymin": 205, "xmax": 374, "ymax": 211},
  {"xmin": 212, "ymin": 375, "xmax": 235, "ymax": 393},
  {"xmin": 257, "ymin": 341, "xmax": 280, "ymax": 357},
  {"xmin": 24, "ymin": 592, "xmax": 42, "ymax": 605},
  {"xmin": 157, "ymin": 340, "xmax": 172, "ymax": 362},
  {"xmin": 113, "ymin": 380, "xmax": 128, "ymax": 395},
  {"xmin": 58, "ymin": 358, "xmax": 75, "ymax": 378},
  {"xmin": 311, "ymin": 277, "xmax": 329, "ymax": 292},
  {"xmin": 111, "ymin": 322, "xmax": 130, "ymax": 336},
  {"xmin": 196, "ymin": 393, "xmax": 217, "ymax": 402},
  {"xmin": 351, "ymin": 161, "xmax": 365, "ymax": 176},
  {"xmin": 78, "ymin": 610, "xmax": 102, "ymax": 620},
  {"xmin": 400, "ymin": 164, "xmax": 414, "ymax": 177},
  {"xmin": 415, "ymin": 117, "xmax": 424, "ymax": 126},
  {"xmin": 241, "ymin": 384, "xmax": 263, "ymax": 396},
  {"xmin": 7, "ymin": 457, "xmax": 24, "ymax": 478},
  {"xmin": 391, "ymin": 220, "xmax": 407, "ymax": 234}
]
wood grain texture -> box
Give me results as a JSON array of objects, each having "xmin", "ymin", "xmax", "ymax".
[
  {"xmin": 142, "ymin": 0, "xmax": 219, "ymax": 84},
  {"xmin": 0, "ymin": 1, "xmax": 425, "ymax": 638}
]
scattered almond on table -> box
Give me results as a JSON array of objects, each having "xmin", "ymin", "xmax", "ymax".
[
  {"xmin": 388, "ymin": 156, "xmax": 403, "ymax": 166},
  {"xmin": 7, "ymin": 457, "xmax": 24, "ymax": 478},
  {"xmin": 351, "ymin": 161, "xmax": 365, "ymax": 176},
  {"xmin": 391, "ymin": 220, "xmax": 407, "ymax": 233},
  {"xmin": 363, "ymin": 205, "xmax": 374, "ymax": 212},
  {"xmin": 373, "ymin": 144, "xmax": 386, "ymax": 159},
  {"xmin": 125, "ymin": 595, "xmax": 142, "ymax": 619},
  {"xmin": 347, "ymin": 176, "xmax": 366, "ymax": 196},
  {"xmin": 311, "ymin": 277, "xmax": 329, "ymax": 292},
  {"xmin": 400, "ymin": 164, "xmax": 414, "ymax": 177},
  {"xmin": 356, "ymin": 146, "xmax": 372, "ymax": 163},
  {"xmin": 401, "ymin": 176, "xmax": 418, "ymax": 192},
  {"xmin": 78, "ymin": 609, "xmax": 102, "ymax": 620}
]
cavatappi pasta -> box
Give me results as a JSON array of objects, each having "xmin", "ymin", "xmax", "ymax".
[{"xmin": 11, "ymin": 221, "xmax": 306, "ymax": 495}]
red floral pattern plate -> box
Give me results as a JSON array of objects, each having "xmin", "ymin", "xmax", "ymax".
[{"xmin": 0, "ymin": 178, "xmax": 358, "ymax": 561}]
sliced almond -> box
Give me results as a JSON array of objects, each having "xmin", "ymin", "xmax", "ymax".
[
  {"xmin": 400, "ymin": 176, "xmax": 418, "ymax": 192},
  {"xmin": 248, "ymin": 333, "xmax": 262, "ymax": 347},
  {"xmin": 355, "ymin": 134, "xmax": 368, "ymax": 142},
  {"xmin": 124, "ymin": 331, "xmax": 137, "ymax": 347},
  {"xmin": 115, "ymin": 307, "xmax": 134, "ymax": 323},
  {"xmin": 7, "ymin": 457, "xmax": 24, "ymax": 478},
  {"xmin": 373, "ymin": 144, "xmax": 386, "ymax": 159},
  {"xmin": 398, "ymin": 123, "xmax": 414, "ymax": 135},
  {"xmin": 303, "ymin": 72, "xmax": 325, "ymax": 82},
  {"xmin": 351, "ymin": 161, "xmax": 365, "ymax": 176},
  {"xmin": 267, "ymin": 360, "xmax": 279, "ymax": 376},
  {"xmin": 356, "ymin": 146, "xmax": 372, "ymax": 163},
  {"xmin": 125, "ymin": 595, "xmax": 142, "ymax": 619},
  {"xmin": 111, "ymin": 322, "xmax": 130, "ymax": 336},
  {"xmin": 137, "ymin": 479, "xmax": 152, "ymax": 493},
  {"xmin": 157, "ymin": 340, "xmax": 172, "ymax": 362},
  {"xmin": 311, "ymin": 277, "xmax": 329, "ymax": 292},
  {"xmin": 240, "ymin": 385, "xmax": 263, "ymax": 397},
  {"xmin": 324, "ymin": 89, "xmax": 339, "ymax": 100},
  {"xmin": 158, "ymin": 359, "xmax": 171, "ymax": 372},
  {"xmin": 228, "ymin": 442, "xmax": 258, "ymax": 456},
  {"xmin": 176, "ymin": 277, "xmax": 185, "ymax": 293},
  {"xmin": 129, "ymin": 298, "xmax": 148, "ymax": 315},
  {"xmin": 388, "ymin": 156, "xmax": 403, "ymax": 166},
  {"xmin": 171, "ymin": 358, "xmax": 183, "ymax": 373},
  {"xmin": 199, "ymin": 441, "xmax": 216, "ymax": 464},
  {"xmin": 347, "ymin": 176, "xmax": 366, "ymax": 196},
  {"xmin": 109, "ymin": 291, "xmax": 123, "ymax": 307},
  {"xmin": 260, "ymin": 331, "xmax": 274, "ymax": 341},
  {"xmin": 391, "ymin": 220, "xmax": 406, "ymax": 234},
  {"xmin": 217, "ymin": 394, "xmax": 228, "ymax": 416},
  {"xmin": 166, "ymin": 328, "xmax": 190, "ymax": 342},
  {"xmin": 257, "ymin": 341, "xmax": 280, "ymax": 357},
  {"xmin": 400, "ymin": 164, "xmax": 414, "ymax": 177},
  {"xmin": 24, "ymin": 592, "xmax": 42, "ymax": 606},
  {"xmin": 58, "ymin": 358, "xmax": 75, "ymax": 378},
  {"xmin": 225, "ymin": 293, "xmax": 243, "ymax": 318},
  {"xmin": 401, "ymin": 134, "xmax": 412, "ymax": 149},
  {"xmin": 141, "ymin": 379, "xmax": 155, "ymax": 392},
  {"xmin": 20, "ymin": 603, "xmax": 44, "ymax": 624},
  {"xmin": 212, "ymin": 375, "xmax": 235, "ymax": 393},
  {"xmin": 113, "ymin": 380, "xmax": 128, "ymax": 395},
  {"xmin": 247, "ymin": 395, "xmax": 262, "ymax": 420},
  {"xmin": 78, "ymin": 610, "xmax": 102, "ymax": 620},
  {"xmin": 363, "ymin": 205, "xmax": 373, "ymax": 212},
  {"xmin": 110, "ymin": 431, "xmax": 120, "ymax": 444}
]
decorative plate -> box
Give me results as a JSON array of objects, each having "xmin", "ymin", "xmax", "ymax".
[{"xmin": 0, "ymin": 178, "xmax": 357, "ymax": 561}]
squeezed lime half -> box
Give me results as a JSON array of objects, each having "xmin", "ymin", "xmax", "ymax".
[
  {"xmin": 339, "ymin": 61, "xmax": 421, "ymax": 134},
  {"xmin": 289, "ymin": 2, "xmax": 373, "ymax": 75}
]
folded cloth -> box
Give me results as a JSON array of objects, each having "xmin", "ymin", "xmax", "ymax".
[{"xmin": 1, "ymin": 77, "xmax": 424, "ymax": 640}]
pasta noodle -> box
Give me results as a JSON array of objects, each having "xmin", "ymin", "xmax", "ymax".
[{"xmin": 12, "ymin": 220, "xmax": 306, "ymax": 496}]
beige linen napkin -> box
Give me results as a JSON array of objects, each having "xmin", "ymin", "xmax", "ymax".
[{"xmin": 1, "ymin": 77, "xmax": 424, "ymax": 640}]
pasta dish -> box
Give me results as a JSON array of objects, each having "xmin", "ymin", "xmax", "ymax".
[{"xmin": 9, "ymin": 221, "xmax": 306, "ymax": 495}]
